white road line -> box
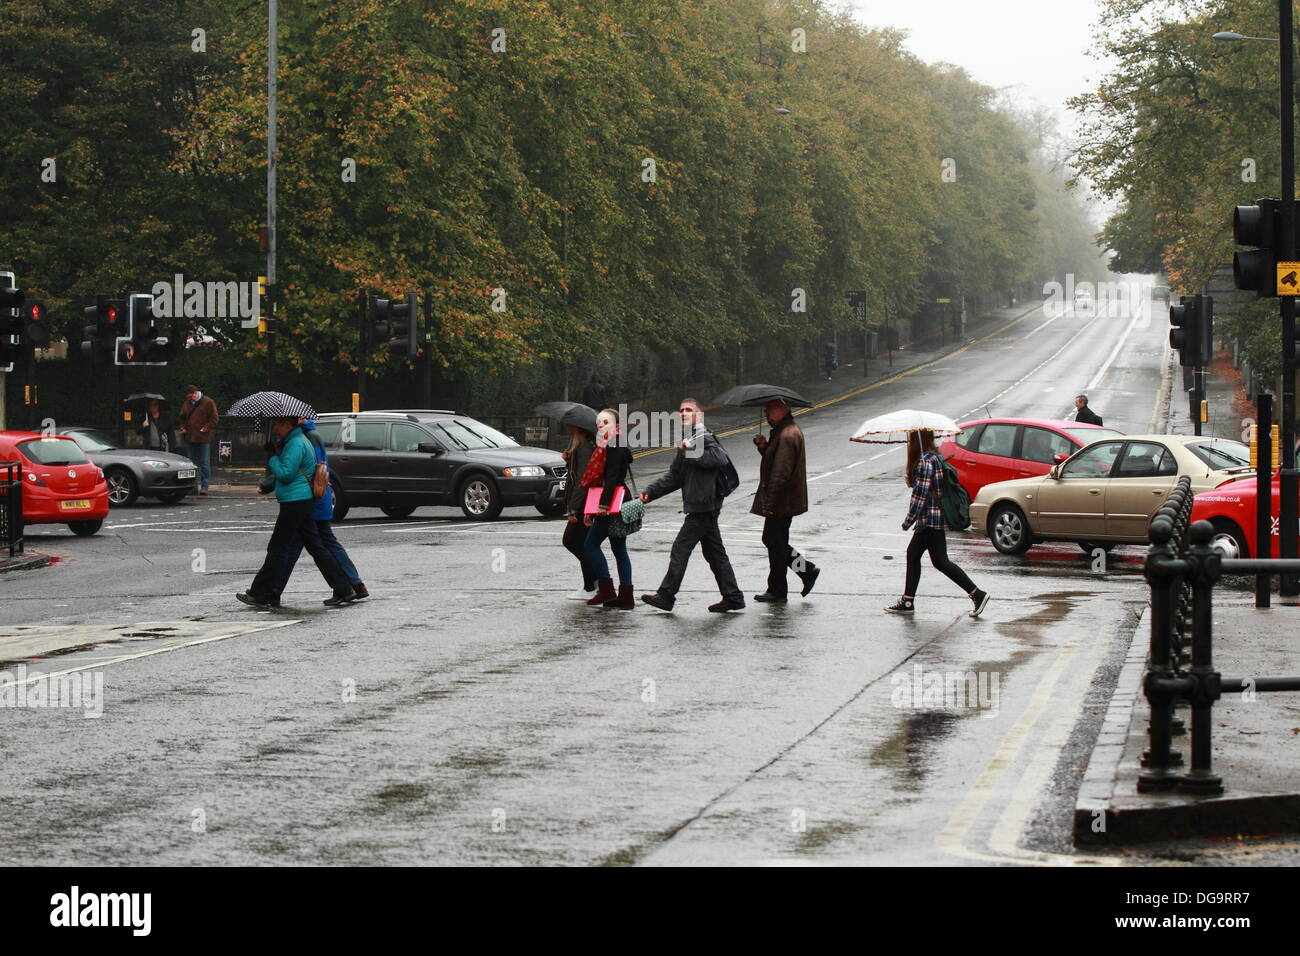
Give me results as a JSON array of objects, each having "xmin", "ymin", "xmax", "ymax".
[
  {"xmin": 1085, "ymin": 309, "xmax": 1142, "ymax": 391},
  {"xmin": 958, "ymin": 313, "xmax": 1102, "ymax": 420},
  {"xmin": 808, "ymin": 469, "xmax": 844, "ymax": 482}
]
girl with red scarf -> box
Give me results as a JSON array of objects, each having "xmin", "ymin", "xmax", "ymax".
[{"xmin": 580, "ymin": 407, "xmax": 634, "ymax": 608}]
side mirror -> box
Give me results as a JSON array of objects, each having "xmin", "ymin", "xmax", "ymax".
[
  {"xmin": 1053, "ymin": 453, "xmax": 1070, "ymax": 464},
  {"xmin": 1048, "ymin": 464, "xmax": 1062, "ymax": 480},
  {"xmin": 417, "ymin": 442, "xmax": 442, "ymax": 455}
]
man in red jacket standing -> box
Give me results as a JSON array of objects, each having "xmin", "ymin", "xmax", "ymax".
[
  {"xmin": 751, "ymin": 399, "xmax": 819, "ymax": 602},
  {"xmin": 179, "ymin": 384, "xmax": 219, "ymax": 495}
]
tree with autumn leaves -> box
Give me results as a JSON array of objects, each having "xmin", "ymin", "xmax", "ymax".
[{"xmin": 1, "ymin": 0, "xmax": 1100, "ymax": 405}]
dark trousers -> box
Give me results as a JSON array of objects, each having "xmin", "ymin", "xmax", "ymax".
[
  {"xmin": 563, "ymin": 517, "xmax": 596, "ymax": 590},
  {"xmin": 250, "ymin": 499, "xmax": 352, "ymax": 598},
  {"xmin": 272, "ymin": 519, "xmax": 361, "ymax": 597},
  {"xmin": 762, "ymin": 516, "xmax": 816, "ymax": 597},
  {"xmin": 905, "ymin": 527, "xmax": 976, "ymax": 597},
  {"xmin": 657, "ymin": 510, "xmax": 742, "ymax": 603}
]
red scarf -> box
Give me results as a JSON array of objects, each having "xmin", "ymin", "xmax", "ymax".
[{"xmin": 580, "ymin": 429, "xmax": 619, "ymax": 487}]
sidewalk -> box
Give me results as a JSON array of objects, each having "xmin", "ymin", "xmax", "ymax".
[{"xmin": 0, "ymin": 551, "xmax": 51, "ymax": 574}]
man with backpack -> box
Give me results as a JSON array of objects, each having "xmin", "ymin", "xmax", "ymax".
[
  {"xmin": 751, "ymin": 399, "xmax": 819, "ymax": 602},
  {"xmin": 639, "ymin": 398, "xmax": 746, "ymax": 613}
]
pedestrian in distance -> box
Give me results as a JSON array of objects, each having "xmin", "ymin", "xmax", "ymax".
[
  {"xmin": 238, "ymin": 417, "xmax": 356, "ymax": 609},
  {"xmin": 822, "ymin": 341, "xmax": 838, "ymax": 381},
  {"xmin": 885, "ymin": 428, "xmax": 989, "ymax": 617},
  {"xmin": 267, "ymin": 418, "xmax": 369, "ymax": 604},
  {"xmin": 138, "ymin": 399, "xmax": 176, "ymax": 453},
  {"xmin": 640, "ymin": 398, "xmax": 746, "ymax": 613},
  {"xmin": 751, "ymin": 399, "xmax": 819, "ymax": 603},
  {"xmin": 179, "ymin": 385, "xmax": 219, "ymax": 495},
  {"xmin": 561, "ymin": 423, "xmax": 598, "ymax": 600},
  {"xmin": 1073, "ymin": 394, "xmax": 1103, "ymax": 426},
  {"xmin": 580, "ymin": 408, "xmax": 635, "ymax": 609}
]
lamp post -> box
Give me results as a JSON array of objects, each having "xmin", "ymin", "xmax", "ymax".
[{"xmin": 1216, "ymin": 13, "xmax": 1298, "ymax": 595}]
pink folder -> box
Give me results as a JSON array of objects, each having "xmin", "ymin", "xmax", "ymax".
[{"xmin": 584, "ymin": 485, "xmax": 626, "ymax": 515}]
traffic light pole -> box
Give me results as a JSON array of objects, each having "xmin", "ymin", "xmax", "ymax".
[
  {"xmin": 356, "ymin": 290, "xmax": 367, "ymax": 410},
  {"xmin": 422, "ymin": 286, "xmax": 433, "ymax": 409},
  {"xmin": 1279, "ymin": 0, "xmax": 1298, "ymax": 596}
]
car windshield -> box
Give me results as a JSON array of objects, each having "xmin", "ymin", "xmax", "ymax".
[
  {"xmin": 1188, "ymin": 439, "xmax": 1252, "ymax": 470},
  {"xmin": 1064, "ymin": 427, "xmax": 1123, "ymax": 444},
  {"xmin": 18, "ymin": 438, "xmax": 91, "ymax": 466},
  {"xmin": 66, "ymin": 429, "xmax": 118, "ymax": 452},
  {"xmin": 433, "ymin": 419, "xmax": 518, "ymax": 450}
]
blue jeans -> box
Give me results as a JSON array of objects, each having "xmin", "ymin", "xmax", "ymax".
[
  {"xmin": 186, "ymin": 442, "xmax": 211, "ymax": 490},
  {"xmin": 584, "ymin": 516, "xmax": 631, "ymax": 586},
  {"xmin": 272, "ymin": 519, "xmax": 361, "ymax": 596}
]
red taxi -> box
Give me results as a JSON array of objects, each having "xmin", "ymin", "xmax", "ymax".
[
  {"xmin": 0, "ymin": 431, "xmax": 110, "ymax": 535},
  {"xmin": 937, "ymin": 418, "xmax": 1124, "ymax": 500}
]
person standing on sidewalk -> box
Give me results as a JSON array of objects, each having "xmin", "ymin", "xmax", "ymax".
[
  {"xmin": 138, "ymin": 400, "xmax": 176, "ymax": 453},
  {"xmin": 885, "ymin": 428, "xmax": 989, "ymax": 617},
  {"xmin": 238, "ymin": 417, "xmax": 355, "ymax": 608},
  {"xmin": 179, "ymin": 385, "xmax": 218, "ymax": 495},
  {"xmin": 561, "ymin": 423, "xmax": 598, "ymax": 600},
  {"xmin": 1073, "ymin": 394, "xmax": 1103, "ymax": 426},
  {"xmin": 580, "ymin": 409, "xmax": 635, "ymax": 609},
  {"xmin": 267, "ymin": 418, "xmax": 368, "ymax": 604},
  {"xmin": 640, "ymin": 398, "xmax": 745, "ymax": 613},
  {"xmin": 751, "ymin": 399, "xmax": 819, "ymax": 603}
]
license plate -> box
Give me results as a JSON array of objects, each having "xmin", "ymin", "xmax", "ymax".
[
  {"xmin": 558, "ymin": 479, "xmax": 566, "ymax": 490},
  {"xmin": 178, "ymin": 469, "xmax": 196, "ymax": 480},
  {"xmin": 59, "ymin": 499, "xmax": 92, "ymax": 511}
]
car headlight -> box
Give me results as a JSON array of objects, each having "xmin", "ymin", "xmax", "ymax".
[
  {"xmin": 142, "ymin": 460, "xmax": 170, "ymax": 468},
  {"xmin": 502, "ymin": 465, "xmax": 545, "ymax": 478}
]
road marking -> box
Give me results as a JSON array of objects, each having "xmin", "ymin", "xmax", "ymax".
[
  {"xmin": 808, "ymin": 469, "xmax": 843, "ymax": 482},
  {"xmin": 1086, "ymin": 309, "xmax": 1142, "ymax": 391}
]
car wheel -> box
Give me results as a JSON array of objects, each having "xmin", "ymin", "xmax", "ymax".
[
  {"xmin": 330, "ymin": 480, "xmax": 350, "ymax": 522},
  {"xmin": 1078, "ymin": 541, "xmax": 1117, "ymax": 554},
  {"xmin": 535, "ymin": 500, "xmax": 566, "ymax": 518},
  {"xmin": 105, "ymin": 468, "xmax": 139, "ymax": 507},
  {"xmin": 381, "ymin": 505, "xmax": 417, "ymax": 519},
  {"xmin": 989, "ymin": 504, "xmax": 1033, "ymax": 555},
  {"xmin": 68, "ymin": 520, "xmax": 103, "ymax": 536},
  {"xmin": 460, "ymin": 475, "xmax": 503, "ymax": 521},
  {"xmin": 158, "ymin": 491, "xmax": 187, "ymax": 505},
  {"xmin": 1209, "ymin": 519, "xmax": 1249, "ymax": 559}
]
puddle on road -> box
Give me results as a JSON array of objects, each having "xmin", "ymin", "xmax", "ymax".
[{"xmin": 868, "ymin": 710, "xmax": 962, "ymax": 792}]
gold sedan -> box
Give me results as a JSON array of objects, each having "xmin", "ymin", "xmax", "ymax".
[{"xmin": 969, "ymin": 435, "xmax": 1254, "ymax": 555}]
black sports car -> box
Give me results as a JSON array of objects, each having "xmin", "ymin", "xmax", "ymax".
[{"xmin": 58, "ymin": 427, "xmax": 197, "ymax": 506}]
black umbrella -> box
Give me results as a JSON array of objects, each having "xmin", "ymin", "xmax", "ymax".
[
  {"xmin": 534, "ymin": 401, "xmax": 598, "ymax": 435},
  {"xmin": 713, "ymin": 384, "xmax": 812, "ymax": 408},
  {"xmin": 227, "ymin": 390, "xmax": 316, "ymax": 420},
  {"xmin": 124, "ymin": 392, "xmax": 167, "ymax": 404}
]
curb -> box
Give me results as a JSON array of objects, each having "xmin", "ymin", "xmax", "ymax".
[
  {"xmin": 1073, "ymin": 605, "xmax": 1300, "ymax": 845},
  {"xmin": 0, "ymin": 552, "xmax": 53, "ymax": 574}
]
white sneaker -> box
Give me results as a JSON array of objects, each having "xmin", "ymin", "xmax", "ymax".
[{"xmin": 567, "ymin": 588, "xmax": 597, "ymax": 601}]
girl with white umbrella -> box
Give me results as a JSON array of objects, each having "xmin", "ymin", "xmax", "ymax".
[{"xmin": 851, "ymin": 410, "xmax": 990, "ymax": 618}]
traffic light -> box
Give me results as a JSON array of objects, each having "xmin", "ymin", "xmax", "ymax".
[
  {"xmin": 21, "ymin": 301, "xmax": 50, "ymax": 350},
  {"xmin": 1169, "ymin": 296, "xmax": 1200, "ymax": 367},
  {"xmin": 1233, "ymin": 198, "xmax": 1283, "ymax": 297},
  {"xmin": 257, "ymin": 275, "xmax": 269, "ymax": 334},
  {"xmin": 1199, "ymin": 294, "xmax": 1214, "ymax": 366},
  {"xmin": 0, "ymin": 271, "xmax": 22, "ymax": 371},
  {"xmin": 80, "ymin": 295, "xmax": 124, "ymax": 364},
  {"xmin": 115, "ymin": 293, "xmax": 170, "ymax": 365},
  {"xmin": 369, "ymin": 294, "xmax": 392, "ymax": 346},
  {"xmin": 389, "ymin": 293, "xmax": 418, "ymax": 358}
]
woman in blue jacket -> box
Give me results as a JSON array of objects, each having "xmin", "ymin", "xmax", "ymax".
[{"xmin": 238, "ymin": 417, "xmax": 356, "ymax": 607}]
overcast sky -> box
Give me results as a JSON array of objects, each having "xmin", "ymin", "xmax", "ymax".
[{"xmin": 849, "ymin": 0, "xmax": 1110, "ymax": 138}]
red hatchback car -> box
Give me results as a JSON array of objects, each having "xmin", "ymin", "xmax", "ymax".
[
  {"xmin": 938, "ymin": 418, "xmax": 1125, "ymax": 500},
  {"xmin": 0, "ymin": 431, "xmax": 110, "ymax": 536}
]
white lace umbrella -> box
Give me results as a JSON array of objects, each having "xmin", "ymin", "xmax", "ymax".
[{"xmin": 850, "ymin": 409, "xmax": 962, "ymax": 444}]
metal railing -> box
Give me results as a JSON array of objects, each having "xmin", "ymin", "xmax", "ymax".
[
  {"xmin": 1140, "ymin": 476, "xmax": 1300, "ymax": 795},
  {"xmin": 0, "ymin": 461, "xmax": 23, "ymax": 557}
]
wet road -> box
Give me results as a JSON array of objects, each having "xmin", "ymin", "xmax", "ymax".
[{"xmin": 1, "ymin": 298, "xmax": 1256, "ymax": 865}]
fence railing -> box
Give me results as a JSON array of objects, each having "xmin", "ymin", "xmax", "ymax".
[
  {"xmin": 1140, "ymin": 476, "xmax": 1300, "ymax": 795},
  {"xmin": 0, "ymin": 461, "xmax": 23, "ymax": 558}
]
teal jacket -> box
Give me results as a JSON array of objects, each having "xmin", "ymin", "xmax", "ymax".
[{"xmin": 268, "ymin": 427, "xmax": 316, "ymax": 502}]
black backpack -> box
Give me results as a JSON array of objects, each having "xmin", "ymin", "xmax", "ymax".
[
  {"xmin": 935, "ymin": 455, "xmax": 971, "ymax": 531},
  {"xmin": 716, "ymin": 456, "xmax": 740, "ymax": 499}
]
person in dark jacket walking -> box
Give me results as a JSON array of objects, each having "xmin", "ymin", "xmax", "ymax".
[
  {"xmin": 640, "ymin": 398, "xmax": 745, "ymax": 613},
  {"xmin": 267, "ymin": 418, "xmax": 368, "ymax": 604},
  {"xmin": 562, "ymin": 423, "xmax": 597, "ymax": 600},
  {"xmin": 237, "ymin": 418, "xmax": 356, "ymax": 608},
  {"xmin": 580, "ymin": 408, "xmax": 635, "ymax": 609},
  {"xmin": 751, "ymin": 399, "xmax": 819, "ymax": 602},
  {"xmin": 885, "ymin": 429, "xmax": 989, "ymax": 617},
  {"xmin": 1073, "ymin": 394, "xmax": 1103, "ymax": 425}
]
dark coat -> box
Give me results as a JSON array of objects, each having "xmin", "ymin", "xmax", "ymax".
[
  {"xmin": 751, "ymin": 414, "xmax": 808, "ymax": 517},
  {"xmin": 1075, "ymin": 405, "xmax": 1103, "ymax": 426},
  {"xmin": 644, "ymin": 427, "xmax": 730, "ymax": 513},
  {"xmin": 138, "ymin": 411, "xmax": 177, "ymax": 453},
  {"xmin": 565, "ymin": 437, "xmax": 594, "ymax": 516},
  {"xmin": 179, "ymin": 394, "xmax": 219, "ymax": 443}
]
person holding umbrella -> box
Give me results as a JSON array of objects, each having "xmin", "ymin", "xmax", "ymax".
[
  {"xmin": 580, "ymin": 408, "xmax": 635, "ymax": 609},
  {"xmin": 136, "ymin": 397, "xmax": 175, "ymax": 453},
  {"xmin": 886, "ymin": 427, "xmax": 989, "ymax": 617},
  {"xmin": 751, "ymin": 398, "xmax": 819, "ymax": 602},
  {"xmin": 536, "ymin": 401, "xmax": 601, "ymax": 600}
]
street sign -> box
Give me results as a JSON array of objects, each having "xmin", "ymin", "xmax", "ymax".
[{"xmin": 1276, "ymin": 261, "xmax": 1300, "ymax": 295}]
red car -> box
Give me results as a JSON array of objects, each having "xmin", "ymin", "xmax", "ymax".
[
  {"xmin": 938, "ymin": 418, "xmax": 1125, "ymax": 500},
  {"xmin": 0, "ymin": 431, "xmax": 110, "ymax": 536},
  {"xmin": 1192, "ymin": 470, "xmax": 1298, "ymax": 559}
]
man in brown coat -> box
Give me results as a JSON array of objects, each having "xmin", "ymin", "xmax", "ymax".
[
  {"xmin": 178, "ymin": 385, "xmax": 219, "ymax": 495},
  {"xmin": 751, "ymin": 398, "xmax": 819, "ymax": 602}
]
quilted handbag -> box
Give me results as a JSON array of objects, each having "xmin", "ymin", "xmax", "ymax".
[{"xmin": 609, "ymin": 467, "xmax": 644, "ymax": 537}]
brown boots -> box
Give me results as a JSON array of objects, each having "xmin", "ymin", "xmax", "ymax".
[
  {"xmin": 586, "ymin": 579, "xmax": 616, "ymax": 605},
  {"xmin": 603, "ymin": 585, "xmax": 635, "ymax": 610}
]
